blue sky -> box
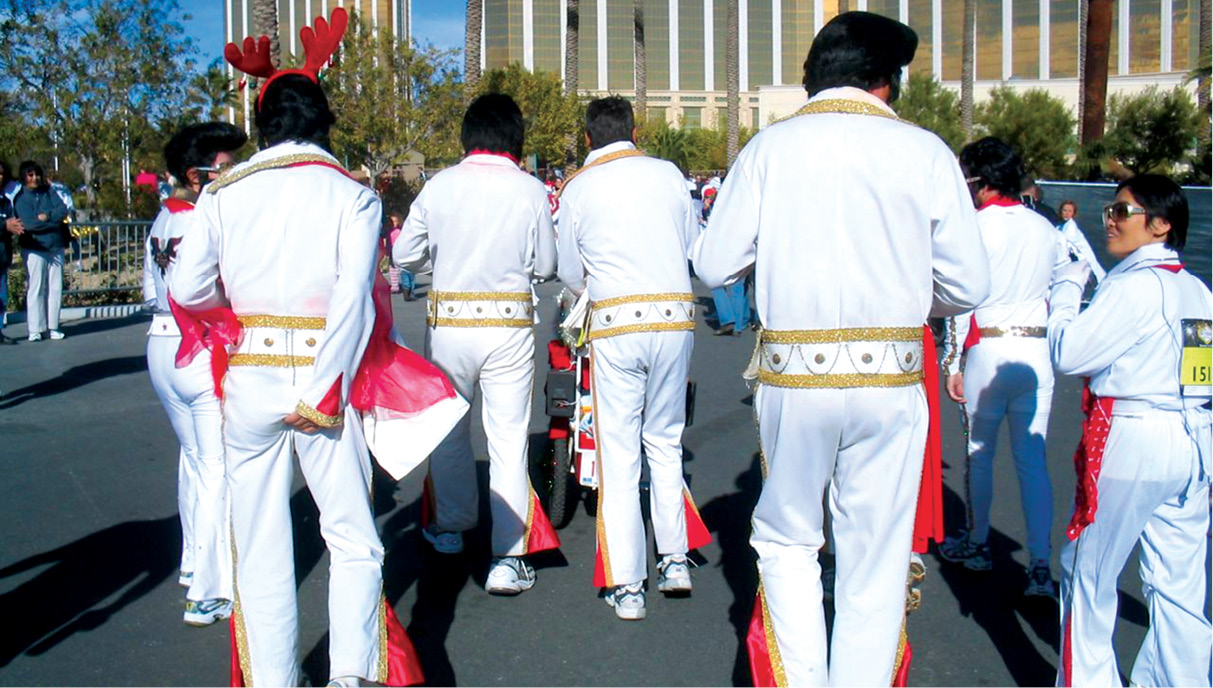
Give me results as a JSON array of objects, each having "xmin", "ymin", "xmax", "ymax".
[{"xmin": 182, "ymin": 1, "xmax": 465, "ymax": 68}]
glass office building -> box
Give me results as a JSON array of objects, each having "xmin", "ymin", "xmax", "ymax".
[{"xmin": 478, "ymin": 0, "xmax": 1205, "ymax": 128}]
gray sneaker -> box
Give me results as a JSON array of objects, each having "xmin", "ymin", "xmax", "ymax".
[
  {"xmin": 183, "ymin": 598, "xmax": 233, "ymax": 626},
  {"xmin": 657, "ymin": 554, "xmax": 692, "ymax": 594},
  {"xmin": 938, "ymin": 534, "xmax": 992, "ymax": 571},
  {"xmin": 486, "ymin": 556, "xmax": 536, "ymax": 595},
  {"xmin": 605, "ymin": 582, "xmax": 646, "ymax": 620},
  {"xmin": 1024, "ymin": 560, "xmax": 1056, "ymax": 598}
]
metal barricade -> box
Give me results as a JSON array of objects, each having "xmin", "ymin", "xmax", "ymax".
[{"xmin": 5, "ymin": 221, "xmax": 152, "ymax": 310}]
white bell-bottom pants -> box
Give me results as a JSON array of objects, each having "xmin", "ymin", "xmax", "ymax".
[
  {"xmin": 21, "ymin": 248, "xmax": 62, "ymax": 334},
  {"xmin": 146, "ymin": 334, "xmax": 231, "ymax": 603},
  {"xmin": 752, "ymin": 384, "xmax": 927, "ymax": 686},
  {"xmin": 223, "ymin": 366, "xmax": 388, "ymax": 686},
  {"xmin": 590, "ymin": 330, "xmax": 693, "ymax": 587},
  {"xmin": 424, "ymin": 326, "xmax": 536, "ymax": 557},
  {"xmin": 1058, "ymin": 407, "xmax": 1211, "ymax": 687}
]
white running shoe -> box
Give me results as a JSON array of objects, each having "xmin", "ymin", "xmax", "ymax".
[
  {"xmin": 486, "ymin": 556, "xmax": 536, "ymax": 595},
  {"xmin": 657, "ymin": 554, "xmax": 692, "ymax": 594},
  {"xmin": 421, "ymin": 523, "xmax": 464, "ymax": 554},
  {"xmin": 27, "ymin": 332, "xmax": 42, "ymax": 342},
  {"xmin": 605, "ymin": 582, "xmax": 647, "ymax": 620},
  {"xmin": 183, "ymin": 598, "xmax": 233, "ymax": 627},
  {"xmin": 178, "ymin": 570, "xmax": 193, "ymax": 588},
  {"xmin": 48, "ymin": 330, "xmax": 65, "ymax": 340}
]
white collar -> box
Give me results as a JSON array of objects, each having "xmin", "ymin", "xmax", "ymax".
[
  {"xmin": 584, "ymin": 140, "xmax": 637, "ymax": 166},
  {"xmin": 1107, "ymin": 242, "xmax": 1181, "ymax": 277},
  {"xmin": 461, "ymin": 152, "xmax": 521, "ymax": 168},
  {"xmin": 248, "ymin": 141, "xmax": 338, "ymax": 165}
]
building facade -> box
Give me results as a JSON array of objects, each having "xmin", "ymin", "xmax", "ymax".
[
  {"xmin": 224, "ymin": 0, "xmax": 412, "ymax": 127},
  {"xmin": 479, "ymin": 0, "xmax": 1206, "ymax": 128}
]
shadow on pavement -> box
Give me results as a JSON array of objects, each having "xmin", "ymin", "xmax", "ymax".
[
  {"xmin": 698, "ymin": 453, "xmax": 764, "ymax": 687},
  {"xmin": 0, "ymin": 517, "xmax": 178, "ymax": 667},
  {"xmin": 0, "ymin": 356, "xmax": 147, "ymax": 409},
  {"xmin": 59, "ymin": 314, "xmax": 149, "ymax": 337},
  {"xmin": 932, "ymin": 483, "xmax": 1060, "ymax": 686}
]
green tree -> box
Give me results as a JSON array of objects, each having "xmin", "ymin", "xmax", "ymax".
[
  {"xmin": 893, "ymin": 72, "xmax": 964, "ymax": 152},
  {"xmin": 1103, "ymin": 86, "xmax": 1205, "ymax": 176},
  {"xmin": 478, "ymin": 63, "xmax": 584, "ymax": 169},
  {"xmin": 325, "ymin": 14, "xmax": 464, "ymax": 180},
  {"xmin": 975, "ymin": 86, "xmax": 1076, "ymax": 178},
  {"xmin": 637, "ymin": 117, "xmax": 690, "ymax": 172},
  {"xmin": 0, "ymin": 0, "xmax": 197, "ymax": 215}
]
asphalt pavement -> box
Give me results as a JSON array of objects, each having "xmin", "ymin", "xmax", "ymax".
[{"xmin": 0, "ymin": 278, "xmax": 1181, "ymax": 686}]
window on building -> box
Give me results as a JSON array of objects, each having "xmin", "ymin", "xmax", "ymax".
[
  {"xmin": 534, "ymin": 0, "xmax": 562, "ymax": 75},
  {"xmin": 1172, "ymin": 0, "xmax": 1197, "ymax": 71},
  {"xmin": 781, "ymin": 0, "xmax": 813, "ymax": 86},
  {"xmin": 578, "ymin": 0, "xmax": 598, "ymax": 88},
  {"xmin": 683, "ymin": 106, "xmax": 703, "ymax": 128},
  {"xmin": 1130, "ymin": 0, "xmax": 1162, "ymax": 73},
  {"xmin": 648, "ymin": 106, "xmax": 668, "ymax": 123},
  {"xmin": 1012, "ymin": 0, "xmax": 1040, "ymax": 78},
  {"xmin": 680, "ymin": 0, "xmax": 706, "ymax": 90},
  {"xmin": 940, "ymin": 0, "xmax": 963, "ymax": 81},
  {"xmin": 607, "ymin": 1, "xmax": 636, "ymax": 90},
  {"xmin": 908, "ymin": 0, "xmax": 933, "ymax": 77},
  {"xmin": 1050, "ymin": 0, "xmax": 1079, "ymax": 78},
  {"xmin": 645, "ymin": 0, "xmax": 671, "ymax": 90},
  {"xmin": 975, "ymin": 0, "xmax": 1001, "ymax": 80},
  {"xmin": 748, "ymin": 0, "xmax": 774, "ymax": 88},
  {"xmin": 751, "ymin": 106, "xmax": 761, "ymax": 128}
]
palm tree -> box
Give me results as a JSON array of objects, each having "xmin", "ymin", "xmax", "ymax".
[
  {"xmin": 1077, "ymin": 0, "xmax": 1088, "ymax": 120},
  {"xmin": 466, "ymin": 0, "xmax": 483, "ymax": 90},
  {"xmin": 565, "ymin": 0, "xmax": 579, "ymax": 96},
  {"xmin": 1079, "ymin": 0, "xmax": 1113, "ymax": 147},
  {"xmin": 960, "ymin": 0, "xmax": 975, "ymax": 140},
  {"xmin": 1199, "ymin": 0, "xmax": 1210, "ymax": 112},
  {"xmin": 634, "ymin": 0, "xmax": 647, "ymax": 121},
  {"xmin": 253, "ymin": 0, "xmax": 280, "ymax": 65},
  {"xmin": 726, "ymin": 0, "xmax": 739, "ymax": 165}
]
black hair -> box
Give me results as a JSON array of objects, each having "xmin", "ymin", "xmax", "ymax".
[
  {"xmin": 585, "ymin": 96, "xmax": 635, "ymax": 150},
  {"xmin": 254, "ymin": 74, "xmax": 336, "ymax": 152},
  {"xmin": 164, "ymin": 122, "xmax": 248, "ymax": 186},
  {"xmin": 460, "ymin": 93, "xmax": 525, "ymax": 160},
  {"xmin": 18, "ymin": 160, "xmax": 46, "ymax": 190},
  {"xmin": 802, "ymin": 12, "xmax": 917, "ymax": 101},
  {"xmin": 0, "ymin": 160, "xmax": 10, "ymax": 184},
  {"xmin": 958, "ymin": 137, "xmax": 1026, "ymax": 198},
  {"xmin": 1117, "ymin": 174, "xmax": 1189, "ymax": 251}
]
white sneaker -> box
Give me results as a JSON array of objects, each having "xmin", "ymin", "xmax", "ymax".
[
  {"xmin": 183, "ymin": 598, "xmax": 233, "ymax": 626},
  {"xmin": 657, "ymin": 554, "xmax": 692, "ymax": 594},
  {"xmin": 48, "ymin": 330, "xmax": 65, "ymax": 340},
  {"xmin": 486, "ymin": 556, "xmax": 536, "ymax": 595},
  {"xmin": 178, "ymin": 570, "xmax": 193, "ymax": 588},
  {"xmin": 326, "ymin": 676, "xmax": 365, "ymax": 687},
  {"xmin": 421, "ymin": 523, "xmax": 463, "ymax": 554},
  {"xmin": 27, "ymin": 332, "xmax": 42, "ymax": 342},
  {"xmin": 605, "ymin": 582, "xmax": 646, "ymax": 620}
]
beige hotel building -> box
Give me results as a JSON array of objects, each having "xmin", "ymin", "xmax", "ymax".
[{"xmin": 476, "ymin": 0, "xmax": 1207, "ymax": 128}]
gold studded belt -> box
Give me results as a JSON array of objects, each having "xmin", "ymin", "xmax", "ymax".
[
  {"xmin": 427, "ymin": 290, "xmax": 534, "ymax": 328},
  {"xmin": 753, "ymin": 327, "xmax": 924, "ymax": 388},
  {"xmin": 977, "ymin": 326, "xmax": 1046, "ymax": 339},
  {"xmin": 586, "ymin": 292, "xmax": 696, "ymax": 341},
  {"xmin": 229, "ymin": 314, "xmax": 327, "ymax": 368}
]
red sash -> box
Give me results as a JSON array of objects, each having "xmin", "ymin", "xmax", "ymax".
[
  {"xmin": 913, "ymin": 324, "xmax": 944, "ymax": 553},
  {"xmin": 1066, "ymin": 382, "xmax": 1115, "ymax": 540}
]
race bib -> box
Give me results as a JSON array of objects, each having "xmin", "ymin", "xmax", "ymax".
[{"xmin": 1180, "ymin": 318, "xmax": 1212, "ymax": 396}]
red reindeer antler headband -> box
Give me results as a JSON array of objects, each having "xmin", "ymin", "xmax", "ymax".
[{"xmin": 224, "ymin": 7, "xmax": 349, "ymax": 109}]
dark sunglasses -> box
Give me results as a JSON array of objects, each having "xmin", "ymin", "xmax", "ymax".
[{"xmin": 1102, "ymin": 201, "xmax": 1148, "ymax": 223}]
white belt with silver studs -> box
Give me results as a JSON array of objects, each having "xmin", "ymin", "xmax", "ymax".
[
  {"xmin": 753, "ymin": 327, "xmax": 925, "ymax": 389},
  {"xmin": 427, "ymin": 290, "xmax": 534, "ymax": 328}
]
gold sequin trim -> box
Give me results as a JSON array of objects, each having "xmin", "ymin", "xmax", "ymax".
[
  {"xmin": 426, "ymin": 316, "xmax": 533, "ymax": 328},
  {"xmin": 757, "ymin": 369, "xmax": 924, "ymax": 389},
  {"xmin": 228, "ymin": 353, "xmax": 316, "ymax": 368},
  {"xmin": 978, "ymin": 326, "xmax": 1046, "ymax": 338},
  {"xmin": 758, "ymin": 583, "xmax": 788, "ymax": 688},
  {"xmin": 761, "ymin": 327, "xmax": 921, "ymax": 344},
  {"xmin": 589, "ymin": 345, "xmax": 613, "ymax": 587},
  {"xmin": 429, "ymin": 290, "xmax": 532, "ymax": 302},
  {"xmin": 230, "ymin": 519, "xmax": 254, "ymax": 686},
  {"xmin": 207, "ymin": 154, "xmax": 347, "ymax": 193},
  {"xmin": 558, "ymin": 148, "xmax": 648, "ymax": 198},
  {"xmin": 377, "ymin": 591, "xmax": 389, "ymax": 685},
  {"xmin": 238, "ymin": 314, "xmax": 327, "ymax": 330},
  {"xmin": 592, "ymin": 292, "xmax": 695, "ymax": 309},
  {"xmin": 295, "ymin": 400, "xmax": 343, "ymax": 427},
  {"xmin": 586, "ymin": 321, "xmax": 696, "ymax": 341},
  {"xmin": 524, "ymin": 483, "xmax": 537, "ymax": 552},
  {"xmin": 779, "ymin": 98, "xmax": 904, "ymax": 124},
  {"xmin": 891, "ymin": 620, "xmax": 909, "ymax": 686}
]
